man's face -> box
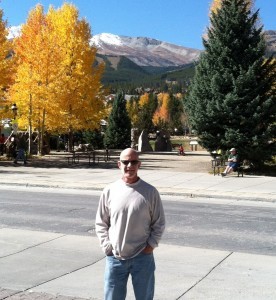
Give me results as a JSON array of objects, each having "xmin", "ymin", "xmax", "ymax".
[{"xmin": 118, "ymin": 149, "xmax": 141, "ymax": 183}]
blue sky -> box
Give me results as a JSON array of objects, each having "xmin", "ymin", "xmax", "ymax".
[{"xmin": 0, "ymin": 0, "xmax": 275, "ymax": 49}]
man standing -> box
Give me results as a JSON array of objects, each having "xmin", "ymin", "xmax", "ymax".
[{"xmin": 95, "ymin": 148, "xmax": 165, "ymax": 300}]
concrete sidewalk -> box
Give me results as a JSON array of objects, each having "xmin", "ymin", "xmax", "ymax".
[
  {"xmin": 0, "ymin": 151, "xmax": 275, "ymax": 201},
  {"xmin": 1, "ymin": 228, "xmax": 276, "ymax": 300}
]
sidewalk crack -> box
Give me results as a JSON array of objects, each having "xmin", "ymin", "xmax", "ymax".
[
  {"xmin": 0, "ymin": 234, "xmax": 66, "ymax": 259},
  {"xmin": 176, "ymin": 251, "xmax": 233, "ymax": 299},
  {"xmin": 0, "ymin": 257, "xmax": 105, "ymax": 299}
]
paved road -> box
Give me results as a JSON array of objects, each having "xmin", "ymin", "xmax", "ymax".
[{"xmin": 1, "ymin": 187, "xmax": 276, "ymax": 256}]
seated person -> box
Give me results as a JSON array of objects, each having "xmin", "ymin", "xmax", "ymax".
[{"xmin": 221, "ymin": 148, "xmax": 239, "ymax": 176}]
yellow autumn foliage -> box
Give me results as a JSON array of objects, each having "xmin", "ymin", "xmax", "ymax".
[
  {"xmin": 46, "ymin": 3, "xmax": 105, "ymax": 132},
  {"xmin": 0, "ymin": 9, "xmax": 14, "ymax": 119},
  {"xmin": 9, "ymin": 3, "xmax": 105, "ymax": 147},
  {"xmin": 139, "ymin": 93, "xmax": 149, "ymax": 107},
  {"xmin": 210, "ymin": 0, "xmax": 253, "ymax": 14},
  {"xmin": 152, "ymin": 93, "xmax": 170, "ymax": 126},
  {"xmin": 126, "ymin": 98, "xmax": 139, "ymax": 126},
  {"xmin": 10, "ymin": 5, "xmax": 58, "ymax": 130}
]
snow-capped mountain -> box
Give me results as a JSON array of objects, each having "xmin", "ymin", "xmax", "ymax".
[
  {"xmin": 7, "ymin": 27, "xmax": 275, "ymax": 67},
  {"xmin": 90, "ymin": 33, "xmax": 201, "ymax": 67},
  {"xmin": 7, "ymin": 27, "xmax": 200, "ymax": 67}
]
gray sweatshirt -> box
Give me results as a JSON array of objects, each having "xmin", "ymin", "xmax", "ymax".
[{"xmin": 95, "ymin": 178, "xmax": 165, "ymax": 260}]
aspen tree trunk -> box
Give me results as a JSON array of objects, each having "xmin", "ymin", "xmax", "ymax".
[
  {"xmin": 68, "ymin": 126, "xmax": 73, "ymax": 152},
  {"xmin": 28, "ymin": 94, "xmax": 33, "ymax": 156},
  {"xmin": 37, "ymin": 117, "xmax": 41, "ymax": 155},
  {"xmin": 68, "ymin": 104, "xmax": 73, "ymax": 152},
  {"xmin": 38, "ymin": 108, "xmax": 46, "ymax": 155}
]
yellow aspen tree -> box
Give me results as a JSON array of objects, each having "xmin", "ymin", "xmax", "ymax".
[
  {"xmin": 10, "ymin": 4, "xmax": 61, "ymax": 154},
  {"xmin": 138, "ymin": 92, "xmax": 149, "ymax": 107},
  {"xmin": 10, "ymin": 5, "xmax": 45, "ymax": 152},
  {"xmin": 152, "ymin": 93, "xmax": 170, "ymax": 127},
  {"xmin": 47, "ymin": 3, "xmax": 105, "ymax": 151},
  {"xmin": 0, "ymin": 9, "xmax": 14, "ymax": 119},
  {"xmin": 135, "ymin": 92, "xmax": 158, "ymax": 134},
  {"xmin": 11, "ymin": 3, "xmax": 105, "ymax": 153},
  {"xmin": 126, "ymin": 97, "xmax": 139, "ymax": 127}
]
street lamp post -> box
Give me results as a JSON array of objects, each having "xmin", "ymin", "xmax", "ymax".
[
  {"xmin": 11, "ymin": 103, "xmax": 18, "ymax": 119},
  {"xmin": 11, "ymin": 103, "xmax": 18, "ymax": 134}
]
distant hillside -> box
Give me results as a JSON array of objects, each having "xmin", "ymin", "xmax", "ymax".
[
  {"xmin": 264, "ymin": 30, "xmax": 276, "ymax": 57},
  {"xmin": 96, "ymin": 54, "xmax": 149, "ymax": 84},
  {"xmin": 95, "ymin": 53, "xmax": 196, "ymax": 89},
  {"xmin": 155, "ymin": 64, "xmax": 196, "ymax": 82}
]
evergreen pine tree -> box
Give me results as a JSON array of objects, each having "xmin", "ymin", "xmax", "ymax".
[
  {"xmin": 168, "ymin": 93, "xmax": 184, "ymax": 132},
  {"xmin": 186, "ymin": 0, "xmax": 275, "ymax": 166},
  {"xmin": 83, "ymin": 129, "xmax": 104, "ymax": 149},
  {"xmin": 104, "ymin": 92, "xmax": 131, "ymax": 149}
]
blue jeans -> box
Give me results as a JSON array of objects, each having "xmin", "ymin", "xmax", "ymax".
[
  {"xmin": 15, "ymin": 148, "xmax": 26, "ymax": 163},
  {"xmin": 104, "ymin": 252, "xmax": 155, "ymax": 300}
]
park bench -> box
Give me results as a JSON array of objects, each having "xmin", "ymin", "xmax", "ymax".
[
  {"xmin": 66, "ymin": 151, "xmax": 99, "ymax": 165},
  {"xmin": 96, "ymin": 149, "xmax": 120, "ymax": 163},
  {"xmin": 211, "ymin": 158, "xmax": 247, "ymax": 177}
]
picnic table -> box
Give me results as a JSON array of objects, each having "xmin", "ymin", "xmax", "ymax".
[{"xmin": 66, "ymin": 149, "xmax": 118, "ymax": 166}]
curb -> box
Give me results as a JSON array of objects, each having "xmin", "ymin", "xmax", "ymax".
[{"xmin": 0, "ymin": 182, "xmax": 274, "ymax": 203}]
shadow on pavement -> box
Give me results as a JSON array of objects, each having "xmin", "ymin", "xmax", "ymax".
[{"xmin": 0, "ymin": 150, "xmax": 213, "ymax": 173}]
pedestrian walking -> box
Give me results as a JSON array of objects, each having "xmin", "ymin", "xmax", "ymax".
[
  {"xmin": 178, "ymin": 144, "xmax": 185, "ymax": 155},
  {"xmin": 95, "ymin": 148, "xmax": 165, "ymax": 300},
  {"xmin": 14, "ymin": 134, "xmax": 27, "ymax": 164},
  {"xmin": 0, "ymin": 133, "xmax": 5, "ymax": 155}
]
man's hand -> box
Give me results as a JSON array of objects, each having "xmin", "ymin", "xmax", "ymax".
[{"xmin": 143, "ymin": 244, "xmax": 153, "ymax": 254}]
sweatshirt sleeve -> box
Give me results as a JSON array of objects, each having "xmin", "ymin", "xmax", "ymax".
[
  {"xmin": 95, "ymin": 189, "xmax": 113, "ymax": 255},
  {"xmin": 147, "ymin": 188, "xmax": 166, "ymax": 249}
]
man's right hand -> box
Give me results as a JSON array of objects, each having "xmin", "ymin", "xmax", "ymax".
[{"xmin": 142, "ymin": 244, "xmax": 153, "ymax": 254}]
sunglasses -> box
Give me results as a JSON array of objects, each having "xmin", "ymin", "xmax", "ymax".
[{"xmin": 120, "ymin": 160, "xmax": 140, "ymax": 165}]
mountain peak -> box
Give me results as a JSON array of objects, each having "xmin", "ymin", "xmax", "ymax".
[
  {"xmin": 91, "ymin": 33, "xmax": 123, "ymax": 48},
  {"xmin": 90, "ymin": 33, "xmax": 201, "ymax": 67}
]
